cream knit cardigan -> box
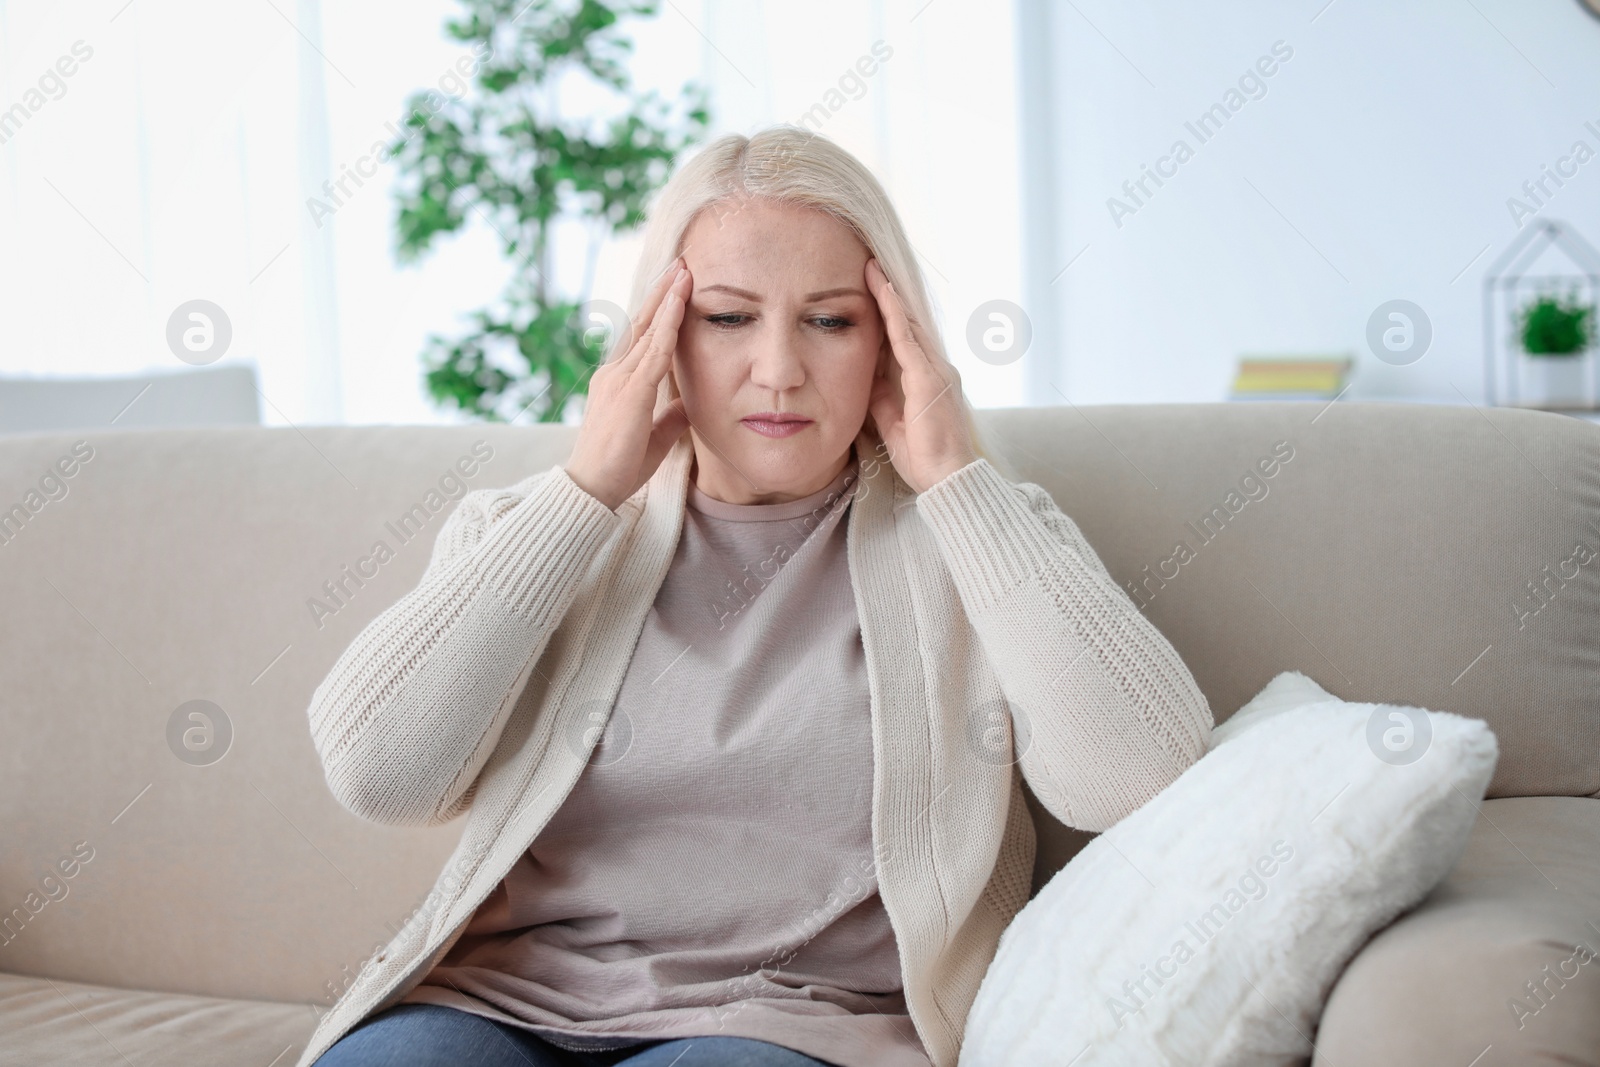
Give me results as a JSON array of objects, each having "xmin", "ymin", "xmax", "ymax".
[{"xmin": 295, "ymin": 429, "xmax": 1213, "ymax": 1067}]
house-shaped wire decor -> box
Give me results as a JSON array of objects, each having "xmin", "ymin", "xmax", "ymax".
[{"xmin": 1482, "ymin": 219, "xmax": 1600, "ymax": 409}]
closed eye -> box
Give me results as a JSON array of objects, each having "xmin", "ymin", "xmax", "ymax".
[{"xmin": 703, "ymin": 313, "xmax": 854, "ymax": 332}]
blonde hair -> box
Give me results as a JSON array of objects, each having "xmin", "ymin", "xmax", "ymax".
[{"xmin": 622, "ymin": 124, "xmax": 1007, "ymax": 479}]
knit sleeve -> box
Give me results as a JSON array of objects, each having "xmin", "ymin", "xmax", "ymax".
[
  {"xmin": 307, "ymin": 465, "xmax": 624, "ymax": 827},
  {"xmin": 915, "ymin": 457, "xmax": 1213, "ymax": 832}
]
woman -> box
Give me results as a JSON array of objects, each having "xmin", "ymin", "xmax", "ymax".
[{"xmin": 300, "ymin": 125, "xmax": 1213, "ymax": 1067}]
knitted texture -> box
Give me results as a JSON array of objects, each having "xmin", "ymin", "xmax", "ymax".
[
  {"xmin": 307, "ymin": 467, "xmax": 623, "ymax": 826},
  {"xmin": 914, "ymin": 459, "xmax": 1213, "ymax": 832},
  {"xmin": 296, "ymin": 431, "xmax": 1213, "ymax": 1067},
  {"xmin": 400, "ymin": 459, "xmax": 933, "ymax": 1067}
]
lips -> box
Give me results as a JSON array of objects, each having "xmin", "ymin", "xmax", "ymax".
[{"xmin": 741, "ymin": 412, "xmax": 813, "ymax": 438}]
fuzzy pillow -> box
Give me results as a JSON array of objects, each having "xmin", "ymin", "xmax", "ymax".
[{"xmin": 959, "ymin": 671, "xmax": 1499, "ymax": 1067}]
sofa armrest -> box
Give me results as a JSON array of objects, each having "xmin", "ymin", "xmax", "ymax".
[{"xmin": 1313, "ymin": 796, "xmax": 1600, "ymax": 1066}]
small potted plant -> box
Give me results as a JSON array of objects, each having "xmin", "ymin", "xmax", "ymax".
[{"xmin": 1515, "ymin": 288, "xmax": 1596, "ymax": 409}]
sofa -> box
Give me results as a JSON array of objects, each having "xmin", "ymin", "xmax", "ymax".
[{"xmin": 1, "ymin": 401, "xmax": 1596, "ymax": 1066}]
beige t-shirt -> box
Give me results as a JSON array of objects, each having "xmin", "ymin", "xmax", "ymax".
[{"xmin": 403, "ymin": 452, "xmax": 932, "ymax": 1067}]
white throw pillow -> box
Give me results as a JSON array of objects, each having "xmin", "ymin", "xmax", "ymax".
[{"xmin": 959, "ymin": 670, "xmax": 1499, "ymax": 1067}]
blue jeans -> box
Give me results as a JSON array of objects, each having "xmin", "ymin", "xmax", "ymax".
[{"xmin": 314, "ymin": 1003, "xmax": 840, "ymax": 1066}]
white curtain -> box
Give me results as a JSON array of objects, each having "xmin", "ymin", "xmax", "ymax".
[{"xmin": 0, "ymin": 0, "xmax": 347, "ymax": 423}]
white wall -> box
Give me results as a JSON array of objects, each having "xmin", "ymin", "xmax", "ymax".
[
  {"xmin": 1020, "ymin": 0, "xmax": 1600, "ymax": 405},
  {"xmin": 0, "ymin": 0, "xmax": 1025, "ymax": 427}
]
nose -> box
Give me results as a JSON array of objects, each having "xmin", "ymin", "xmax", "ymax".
[{"xmin": 747, "ymin": 322, "xmax": 806, "ymax": 393}]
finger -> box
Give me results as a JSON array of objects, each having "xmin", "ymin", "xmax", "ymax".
[
  {"xmin": 905, "ymin": 304, "xmax": 943, "ymax": 370},
  {"xmin": 864, "ymin": 261, "xmax": 922, "ymax": 360},
  {"xmin": 872, "ymin": 263, "xmax": 953, "ymax": 377},
  {"xmin": 636, "ymin": 275, "xmax": 688, "ymax": 384},
  {"xmin": 886, "ymin": 283, "xmax": 941, "ymax": 368},
  {"xmin": 643, "ymin": 396, "xmax": 691, "ymax": 473},
  {"xmin": 871, "ymin": 274, "xmax": 935, "ymax": 381},
  {"xmin": 619, "ymin": 266, "xmax": 689, "ymax": 371},
  {"xmin": 870, "ymin": 275, "xmax": 968, "ymax": 426},
  {"xmin": 868, "ymin": 375, "xmax": 900, "ymax": 439},
  {"xmin": 614, "ymin": 257, "xmax": 685, "ymax": 363}
]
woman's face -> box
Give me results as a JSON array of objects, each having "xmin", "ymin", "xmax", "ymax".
[{"xmin": 673, "ymin": 197, "xmax": 887, "ymax": 505}]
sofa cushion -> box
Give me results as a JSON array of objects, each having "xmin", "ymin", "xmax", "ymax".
[
  {"xmin": 0, "ymin": 971, "xmax": 314, "ymax": 1066},
  {"xmin": 1314, "ymin": 795, "xmax": 1600, "ymax": 1066},
  {"xmin": 959, "ymin": 670, "xmax": 1498, "ymax": 1066}
]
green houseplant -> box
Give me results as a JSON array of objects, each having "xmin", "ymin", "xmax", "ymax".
[
  {"xmin": 1514, "ymin": 289, "xmax": 1597, "ymax": 409},
  {"xmin": 1518, "ymin": 290, "xmax": 1596, "ymax": 357},
  {"xmin": 390, "ymin": 0, "xmax": 710, "ymax": 423}
]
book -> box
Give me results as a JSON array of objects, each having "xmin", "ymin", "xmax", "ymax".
[{"xmin": 1230, "ymin": 354, "xmax": 1353, "ymax": 400}]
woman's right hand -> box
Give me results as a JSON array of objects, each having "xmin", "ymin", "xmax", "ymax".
[{"xmin": 564, "ymin": 257, "xmax": 694, "ymax": 512}]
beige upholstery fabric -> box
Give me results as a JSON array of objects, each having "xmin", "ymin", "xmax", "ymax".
[
  {"xmin": 1314, "ymin": 796, "xmax": 1600, "ymax": 1065},
  {"xmin": 980, "ymin": 402, "xmax": 1600, "ymax": 803},
  {"xmin": 0, "ymin": 972, "xmax": 311, "ymax": 1066},
  {"xmin": 0, "ymin": 402, "xmax": 1594, "ymax": 1062}
]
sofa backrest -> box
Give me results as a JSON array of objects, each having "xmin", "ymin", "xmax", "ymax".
[
  {"xmin": 0, "ymin": 403, "xmax": 1594, "ymax": 1004},
  {"xmin": 993, "ymin": 401, "xmax": 1598, "ymax": 791},
  {"xmin": 982, "ymin": 403, "xmax": 1599, "ymax": 890}
]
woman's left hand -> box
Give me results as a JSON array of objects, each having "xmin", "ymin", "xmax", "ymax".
[{"xmin": 864, "ymin": 258, "xmax": 980, "ymax": 493}]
